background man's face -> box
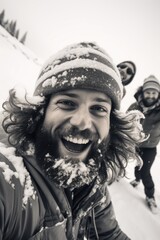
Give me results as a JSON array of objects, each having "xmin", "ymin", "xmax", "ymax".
[
  {"xmin": 42, "ymin": 89, "xmax": 112, "ymax": 162},
  {"xmin": 118, "ymin": 62, "xmax": 135, "ymax": 83},
  {"xmin": 143, "ymin": 89, "xmax": 159, "ymax": 106}
]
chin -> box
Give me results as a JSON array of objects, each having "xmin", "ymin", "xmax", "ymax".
[{"xmin": 144, "ymin": 99, "xmax": 157, "ymax": 107}]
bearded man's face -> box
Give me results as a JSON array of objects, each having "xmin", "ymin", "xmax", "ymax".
[
  {"xmin": 143, "ymin": 89, "xmax": 159, "ymax": 107},
  {"xmin": 40, "ymin": 89, "xmax": 112, "ymax": 163}
]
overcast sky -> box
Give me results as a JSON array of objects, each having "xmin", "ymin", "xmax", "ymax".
[{"xmin": 1, "ymin": 0, "xmax": 160, "ymax": 86}]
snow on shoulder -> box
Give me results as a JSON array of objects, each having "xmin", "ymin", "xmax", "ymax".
[{"xmin": 0, "ymin": 142, "xmax": 36, "ymax": 207}]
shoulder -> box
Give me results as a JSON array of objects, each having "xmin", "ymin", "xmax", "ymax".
[
  {"xmin": 0, "ymin": 143, "xmax": 36, "ymax": 207},
  {"xmin": 127, "ymin": 102, "xmax": 139, "ymax": 111},
  {"xmin": 0, "ymin": 112, "xmax": 9, "ymax": 145},
  {"xmin": 0, "ymin": 143, "xmax": 23, "ymax": 198},
  {"xmin": 0, "ymin": 144, "xmax": 24, "ymax": 225}
]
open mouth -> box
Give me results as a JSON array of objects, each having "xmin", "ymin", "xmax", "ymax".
[{"xmin": 62, "ymin": 136, "xmax": 91, "ymax": 153}]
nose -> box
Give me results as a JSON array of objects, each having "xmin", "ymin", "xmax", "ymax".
[
  {"xmin": 148, "ymin": 93, "xmax": 154, "ymax": 98},
  {"xmin": 70, "ymin": 106, "xmax": 92, "ymax": 130}
]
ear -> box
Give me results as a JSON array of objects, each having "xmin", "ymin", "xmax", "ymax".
[{"xmin": 117, "ymin": 61, "xmax": 136, "ymax": 86}]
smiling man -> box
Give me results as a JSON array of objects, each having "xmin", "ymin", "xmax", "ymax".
[
  {"xmin": 42, "ymin": 89, "xmax": 111, "ymax": 161},
  {"xmin": 0, "ymin": 42, "xmax": 145, "ymax": 239},
  {"xmin": 129, "ymin": 75, "xmax": 160, "ymax": 214}
]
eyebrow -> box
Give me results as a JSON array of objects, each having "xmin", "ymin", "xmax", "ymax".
[
  {"xmin": 94, "ymin": 97, "xmax": 111, "ymax": 104},
  {"xmin": 57, "ymin": 93, "xmax": 111, "ymax": 104}
]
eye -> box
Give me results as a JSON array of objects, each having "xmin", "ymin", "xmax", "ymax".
[
  {"xmin": 90, "ymin": 105, "xmax": 108, "ymax": 116},
  {"xmin": 56, "ymin": 99, "xmax": 76, "ymax": 110}
]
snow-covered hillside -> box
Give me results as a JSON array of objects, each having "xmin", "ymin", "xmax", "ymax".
[
  {"xmin": 0, "ymin": 25, "xmax": 160, "ymax": 240},
  {"xmin": 0, "ymin": 26, "xmax": 42, "ymax": 109},
  {"xmin": 108, "ymin": 151, "xmax": 160, "ymax": 240}
]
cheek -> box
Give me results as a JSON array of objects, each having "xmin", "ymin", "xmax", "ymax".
[
  {"xmin": 43, "ymin": 107, "xmax": 69, "ymax": 132},
  {"xmin": 97, "ymin": 117, "xmax": 110, "ymax": 140},
  {"xmin": 42, "ymin": 110, "xmax": 57, "ymax": 132},
  {"xmin": 143, "ymin": 93, "xmax": 147, "ymax": 98}
]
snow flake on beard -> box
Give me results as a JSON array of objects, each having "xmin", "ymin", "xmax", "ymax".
[{"xmin": 44, "ymin": 154, "xmax": 99, "ymax": 190}]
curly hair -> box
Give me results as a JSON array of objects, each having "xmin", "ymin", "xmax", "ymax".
[
  {"xmin": 104, "ymin": 110, "xmax": 145, "ymax": 183},
  {"xmin": 2, "ymin": 88, "xmax": 47, "ymax": 150},
  {"xmin": 2, "ymin": 88, "xmax": 146, "ymax": 183}
]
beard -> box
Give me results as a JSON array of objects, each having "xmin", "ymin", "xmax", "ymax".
[
  {"xmin": 35, "ymin": 125, "xmax": 109, "ymax": 189},
  {"xmin": 143, "ymin": 97, "xmax": 158, "ymax": 107}
]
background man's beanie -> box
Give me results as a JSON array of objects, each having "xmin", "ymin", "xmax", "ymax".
[
  {"xmin": 34, "ymin": 42, "xmax": 123, "ymax": 109},
  {"xmin": 143, "ymin": 75, "xmax": 160, "ymax": 92}
]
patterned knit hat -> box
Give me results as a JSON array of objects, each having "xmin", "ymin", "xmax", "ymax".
[
  {"xmin": 143, "ymin": 75, "xmax": 160, "ymax": 92},
  {"xmin": 34, "ymin": 42, "xmax": 123, "ymax": 109}
]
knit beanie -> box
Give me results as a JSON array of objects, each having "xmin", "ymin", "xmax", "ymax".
[
  {"xmin": 143, "ymin": 75, "xmax": 160, "ymax": 92},
  {"xmin": 34, "ymin": 42, "xmax": 123, "ymax": 109}
]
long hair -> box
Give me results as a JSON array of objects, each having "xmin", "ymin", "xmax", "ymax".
[
  {"xmin": 2, "ymin": 88, "xmax": 47, "ymax": 150},
  {"xmin": 104, "ymin": 110, "xmax": 145, "ymax": 183},
  {"xmin": 2, "ymin": 88, "xmax": 145, "ymax": 183}
]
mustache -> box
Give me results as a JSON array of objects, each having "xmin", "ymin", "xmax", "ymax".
[
  {"xmin": 145, "ymin": 97, "xmax": 156, "ymax": 100},
  {"xmin": 57, "ymin": 126, "xmax": 99, "ymax": 142}
]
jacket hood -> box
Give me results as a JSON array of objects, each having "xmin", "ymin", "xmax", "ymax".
[{"xmin": 134, "ymin": 86, "xmax": 143, "ymax": 101}]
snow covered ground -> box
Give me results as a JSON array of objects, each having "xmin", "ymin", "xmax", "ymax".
[
  {"xmin": 0, "ymin": 26, "xmax": 160, "ymax": 240},
  {"xmin": 108, "ymin": 148, "xmax": 160, "ymax": 240},
  {"xmin": 0, "ymin": 26, "xmax": 42, "ymax": 109}
]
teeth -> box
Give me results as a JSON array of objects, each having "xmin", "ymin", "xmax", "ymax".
[{"xmin": 64, "ymin": 136, "xmax": 89, "ymax": 144}]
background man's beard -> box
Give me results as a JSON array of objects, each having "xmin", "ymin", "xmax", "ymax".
[
  {"xmin": 35, "ymin": 126, "xmax": 109, "ymax": 189},
  {"xmin": 143, "ymin": 98, "xmax": 158, "ymax": 107}
]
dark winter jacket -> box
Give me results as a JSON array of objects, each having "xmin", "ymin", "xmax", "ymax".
[
  {"xmin": 0, "ymin": 143, "xmax": 130, "ymax": 240},
  {"xmin": 128, "ymin": 88, "xmax": 160, "ymax": 148}
]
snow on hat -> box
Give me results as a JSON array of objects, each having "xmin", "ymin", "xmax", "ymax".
[
  {"xmin": 143, "ymin": 75, "xmax": 160, "ymax": 92},
  {"xmin": 34, "ymin": 42, "xmax": 123, "ymax": 109}
]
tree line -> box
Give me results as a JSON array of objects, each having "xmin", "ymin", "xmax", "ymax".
[{"xmin": 0, "ymin": 9, "xmax": 27, "ymax": 44}]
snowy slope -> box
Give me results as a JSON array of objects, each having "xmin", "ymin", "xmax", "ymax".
[
  {"xmin": 0, "ymin": 26, "xmax": 42, "ymax": 109},
  {"xmin": 108, "ymin": 149, "xmax": 160, "ymax": 240},
  {"xmin": 109, "ymin": 180, "xmax": 160, "ymax": 240},
  {"xmin": 0, "ymin": 25, "xmax": 160, "ymax": 240}
]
